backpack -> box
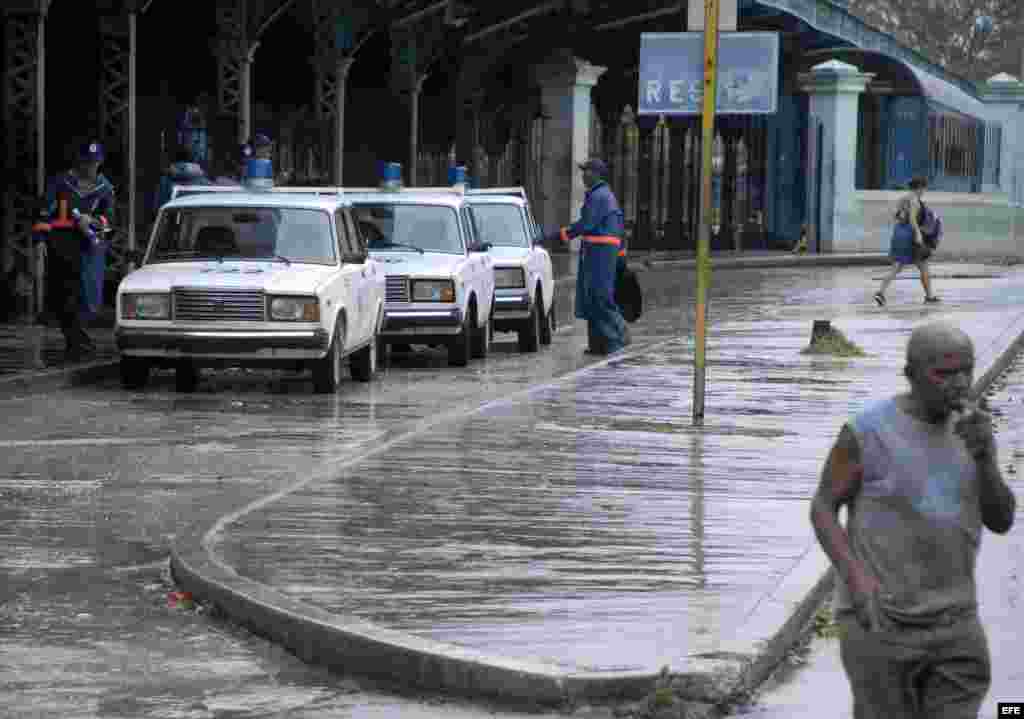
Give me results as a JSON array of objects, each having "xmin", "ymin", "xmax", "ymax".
[
  {"xmin": 615, "ymin": 263, "xmax": 643, "ymax": 323},
  {"xmin": 918, "ymin": 202, "xmax": 943, "ymax": 249}
]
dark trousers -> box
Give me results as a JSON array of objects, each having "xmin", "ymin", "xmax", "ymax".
[
  {"xmin": 838, "ymin": 612, "xmax": 991, "ymax": 719},
  {"xmin": 576, "ymin": 243, "xmax": 626, "ymax": 353},
  {"xmin": 45, "ymin": 238, "xmax": 92, "ymax": 351}
]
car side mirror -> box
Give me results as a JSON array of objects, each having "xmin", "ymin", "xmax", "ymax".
[{"xmin": 344, "ymin": 252, "xmax": 368, "ymax": 264}]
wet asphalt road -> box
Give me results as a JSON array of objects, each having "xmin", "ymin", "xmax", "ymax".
[{"xmin": 0, "ymin": 262, "xmax": 1018, "ymax": 718}]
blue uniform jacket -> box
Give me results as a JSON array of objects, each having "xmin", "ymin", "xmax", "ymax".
[
  {"xmin": 34, "ymin": 171, "xmax": 116, "ymax": 320},
  {"xmin": 563, "ymin": 181, "xmax": 625, "ymax": 248}
]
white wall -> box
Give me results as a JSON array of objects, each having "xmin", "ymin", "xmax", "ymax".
[{"xmin": 855, "ymin": 191, "xmax": 1024, "ymax": 259}]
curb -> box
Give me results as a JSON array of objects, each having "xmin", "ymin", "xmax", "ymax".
[
  {"xmin": 169, "ymin": 547, "xmax": 659, "ymax": 706},
  {"xmin": 0, "ymin": 357, "xmax": 120, "ymax": 398}
]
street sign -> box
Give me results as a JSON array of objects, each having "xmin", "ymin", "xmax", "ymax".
[{"xmin": 638, "ymin": 32, "xmax": 780, "ymax": 115}]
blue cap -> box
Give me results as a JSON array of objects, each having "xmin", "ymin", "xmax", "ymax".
[
  {"xmin": 381, "ymin": 161, "xmax": 402, "ymax": 190},
  {"xmin": 578, "ymin": 158, "xmax": 609, "ymax": 178},
  {"xmin": 79, "ymin": 141, "xmax": 105, "ymax": 163}
]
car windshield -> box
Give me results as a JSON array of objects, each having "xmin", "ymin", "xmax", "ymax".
[
  {"xmin": 469, "ymin": 203, "xmax": 530, "ymax": 248},
  {"xmin": 352, "ymin": 204, "xmax": 463, "ymax": 254},
  {"xmin": 148, "ymin": 207, "xmax": 336, "ymax": 264}
]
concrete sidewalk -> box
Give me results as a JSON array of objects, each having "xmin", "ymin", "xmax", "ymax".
[{"xmin": 170, "ymin": 262, "xmax": 1024, "ymax": 711}]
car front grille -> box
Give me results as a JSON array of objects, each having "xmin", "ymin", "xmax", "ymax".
[
  {"xmin": 385, "ymin": 275, "xmax": 410, "ymax": 303},
  {"xmin": 173, "ymin": 288, "xmax": 266, "ymax": 322}
]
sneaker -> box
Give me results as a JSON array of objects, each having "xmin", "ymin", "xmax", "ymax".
[
  {"xmin": 873, "ymin": 292, "xmax": 886, "ymax": 307},
  {"xmin": 924, "ymin": 296, "xmax": 942, "ymax": 304}
]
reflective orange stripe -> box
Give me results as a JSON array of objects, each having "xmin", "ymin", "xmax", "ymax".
[
  {"xmin": 582, "ymin": 235, "xmax": 621, "ymax": 247},
  {"xmin": 559, "ymin": 227, "xmax": 569, "ymax": 244},
  {"xmin": 618, "ymin": 249, "xmax": 626, "ymax": 257},
  {"xmin": 32, "ymin": 222, "xmax": 52, "ymax": 232},
  {"xmin": 49, "ymin": 219, "xmax": 76, "ymax": 229}
]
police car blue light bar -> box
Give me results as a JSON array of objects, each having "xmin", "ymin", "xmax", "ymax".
[
  {"xmin": 448, "ymin": 165, "xmax": 468, "ymax": 186},
  {"xmin": 381, "ymin": 162, "xmax": 403, "ymax": 191},
  {"xmin": 244, "ymin": 158, "xmax": 274, "ymax": 190}
]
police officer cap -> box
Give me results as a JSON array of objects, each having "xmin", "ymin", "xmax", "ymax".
[
  {"xmin": 578, "ymin": 158, "xmax": 608, "ymax": 177},
  {"xmin": 252, "ymin": 133, "xmax": 273, "ymax": 148},
  {"xmin": 79, "ymin": 141, "xmax": 105, "ymax": 162}
]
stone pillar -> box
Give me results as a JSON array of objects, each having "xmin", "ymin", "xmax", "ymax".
[
  {"xmin": 981, "ymin": 74, "xmax": 1024, "ymax": 203},
  {"xmin": 532, "ymin": 49, "xmax": 606, "ymax": 250},
  {"xmin": 798, "ymin": 60, "xmax": 874, "ymax": 253}
]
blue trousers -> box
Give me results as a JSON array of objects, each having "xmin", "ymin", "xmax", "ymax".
[{"xmin": 576, "ymin": 242, "xmax": 626, "ymax": 353}]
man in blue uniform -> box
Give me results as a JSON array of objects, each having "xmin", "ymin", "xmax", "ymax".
[
  {"xmin": 547, "ymin": 158, "xmax": 629, "ymax": 355},
  {"xmin": 33, "ymin": 140, "xmax": 116, "ymax": 361}
]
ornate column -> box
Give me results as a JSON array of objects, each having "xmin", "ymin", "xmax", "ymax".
[
  {"xmin": 799, "ymin": 60, "xmax": 874, "ymax": 253},
  {"xmin": 3, "ymin": 1, "xmax": 49, "ymax": 319},
  {"xmin": 532, "ymin": 49, "xmax": 607, "ymax": 248}
]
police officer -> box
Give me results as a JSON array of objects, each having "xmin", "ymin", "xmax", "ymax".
[
  {"xmin": 214, "ymin": 143, "xmax": 253, "ymax": 186},
  {"xmin": 546, "ymin": 158, "xmax": 629, "ymax": 355},
  {"xmin": 33, "ymin": 140, "xmax": 116, "ymax": 361}
]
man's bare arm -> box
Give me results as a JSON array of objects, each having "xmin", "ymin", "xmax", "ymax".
[{"xmin": 810, "ymin": 424, "xmax": 879, "ymax": 606}]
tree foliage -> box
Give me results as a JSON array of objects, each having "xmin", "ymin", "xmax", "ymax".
[{"xmin": 846, "ymin": 0, "xmax": 1022, "ymax": 83}]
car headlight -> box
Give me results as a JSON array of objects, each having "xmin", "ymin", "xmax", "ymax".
[
  {"xmin": 269, "ymin": 296, "xmax": 320, "ymax": 321},
  {"xmin": 121, "ymin": 293, "xmax": 170, "ymax": 320},
  {"xmin": 412, "ymin": 279, "xmax": 455, "ymax": 302},
  {"xmin": 494, "ymin": 267, "xmax": 525, "ymax": 289}
]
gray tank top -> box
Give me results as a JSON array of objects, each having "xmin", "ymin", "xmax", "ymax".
[{"xmin": 836, "ymin": 397, "xmax": 982, "ymax": 623}]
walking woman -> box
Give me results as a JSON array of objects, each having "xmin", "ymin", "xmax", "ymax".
[{"xmin": 874, "ymin": 176, "xmax": 939, "ymax": 306}]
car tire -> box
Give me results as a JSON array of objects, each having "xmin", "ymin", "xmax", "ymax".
[
  {"xmin": 448, "ymin": 315, "xmax": 472, "ymax": 367},
  {"xmin": 350, "ymin": 338, "xmax": 377, "ymax": 382},
  {"xmin": 120, "ymin": 357, "xmax": 150, "ymax": 390},
  {"xmin": 539, "ymin": 294, "xmax": 555, "ymax": 346},
  {"xmin": 518, "ymin": 297, "xmax": 541, "ymax": 353},
  {"xmin": 471, "ymin": 310, "xmax": 492, "ymax": 359},
  {"xmin": 174, "ymin": 361, "xmax": 199, "ymax": 393},
  {"xmin": 312, "ymin": 318, "xmax": 345, "ymax": 394},
  {"xmin": 376, "ymin": 337, "xmax": 389, "ymax": 368}
]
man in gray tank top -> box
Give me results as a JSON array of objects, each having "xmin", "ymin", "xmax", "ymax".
[{"xmin": 810, "ymin": 321, "xmax": 1016, "ymax": 718}]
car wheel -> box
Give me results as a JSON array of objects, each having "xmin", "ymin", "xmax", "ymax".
[
  {"xmin": 376, "ymin": 337, "xmax": 389, "ymax": 368},
  {"xmin": 350, "ymin": 338, "xmax": 377, "ymax": 382},
  {"xmin": 518, "ymin": 297, "xmax": 541, "ymax": 353},
  {"xmin": 119, "ymin": 357, "xmax": 150, "ymax": 390},
  {"xmin": 312, "ymin": 318, "xmax": 345, "ymax": 394},
  {"xmin": 471, "ymin": 311, "xmax": 492, "ymax": 359},
  {"xmin": 174, "ymin": 361, "xmax": 199, "ymax": 393},
  {"xmin": 539, "ymin": 295, "xmax": 555, "ymax": 346},
  {"xmin": 448, "ymin": 314, "xmax": 472, "ymax": 367}
]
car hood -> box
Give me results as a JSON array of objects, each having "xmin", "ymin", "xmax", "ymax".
[
  {"xmin": 487, "ymin": 246, "xmax": 530, "ymax": 265},
  {"xmin": 369, "ymin": 251, "xmax": 465, "ymax": 277},
  {"xmin": 120, "ymin": 261, "xmax": 337, "ymax": 294}
]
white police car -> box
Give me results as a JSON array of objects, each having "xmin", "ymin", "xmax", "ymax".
[
  {"xmin": 346, "ymin": 165, "xmax": 495, "ymax": 367},
  {"xmin": 466, "ymin": 188, "xmax": 555, "ymax": 352},
  {"xmin": 115, "ymin": 175, "xmax": 385, "ymax": 394}
]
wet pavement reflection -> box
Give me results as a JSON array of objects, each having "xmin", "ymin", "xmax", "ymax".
[{"xmin": 1, "ymin": 262, "xmax": 1021, "ymax": 717}]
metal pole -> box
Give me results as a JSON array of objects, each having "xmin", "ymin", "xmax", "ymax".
[
  {"xmin": 335, "ymin": 57, "xmax": 353, "ymax": 185},
  {"xmin": 409, "ymin": 74, "xmax": 426, "ymax": 186},
  {"xmin": 34, "ymin": 7, "xmax": 47, "ymax": 318},
  {"xmin": 693, "ymin": 0, "xmax": 720, "ymax": 426},
  {"xmin": 127, "ymin": 10, "xmax": 137, "ymax": 258},
  {"xmin": 240, "ymin": 44, "xmax": 258, "ymax": 144},
  {"xmin": 36, "ymin": 10, "xmax": 45, "ymax": 197}
]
